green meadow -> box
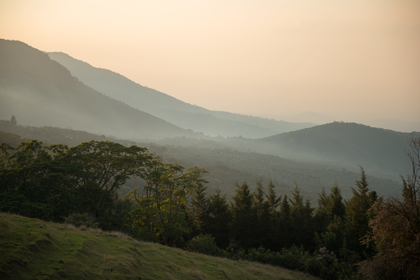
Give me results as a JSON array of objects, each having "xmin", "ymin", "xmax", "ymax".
[{"xmin": 0, "ymin": 212, "xmax": 320, "ymax": 280}]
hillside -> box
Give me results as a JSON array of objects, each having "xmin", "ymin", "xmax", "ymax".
[
  {"xmin": 256, "ymin": 122, "xmax": 419, "ymax": 181},
  {"xmin": 0, "ymin": 212, "xmax": 320, "ymax": 280},
  {"xmin": 48, "ymin": 52, "xmax": 314, "ymax": 138},
  {"xmin": 0, "ymin": 39, "xmax": 193, "ymax": 140},
  {"xmin": 0, "ymin": 122, "xmax": 401, "ymax": 202}
]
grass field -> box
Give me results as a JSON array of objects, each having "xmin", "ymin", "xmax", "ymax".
[{"xmin": 0, "ymin": 212, "xmax": 321, "ymax": 280}]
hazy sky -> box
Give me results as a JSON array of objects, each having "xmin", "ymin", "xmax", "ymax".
[{"xmin": 1, "ymin": 0, "xmax": 419, "ymax": 124}]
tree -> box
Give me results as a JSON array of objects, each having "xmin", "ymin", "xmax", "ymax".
[
  {"xmin": 289, "ymin": 185, "xmax": 314, "ymax": 250},
  {"xmin": 252, "ymin": 181, "xmax": 271, "ymax": 248},
  {"xmin": 278, "ymin": 194, "xmax": 291, "ymax": 250},
  {"xmin": 359, "ymin": 137, "xmax": 420, "ymax": 279},
  {"xmin": 344, "ymin": 167, "xmax": 377, "ymax": 255},
  {"xmin": 230, "ymin": 182, "xmax": 256, "ymax": 248},
  {"xmin": 130, "ymin": 158, "xmax": 208, "ymax": 246},
  {"xmin": 202, "ymin": 189, "xmax": 232, "ymax": 248},
  {"xmin": 188, "ymin": 183, "xmax": 208, "ymax": 236},
  {"xmin": 264, "ymin": 180, "xmax": 282, "ymax": 250},
  {"xmin": 10, "ymin": 115, "xmax": 17, "ymax": 126},
  {"xmin": 0, "ymin": 140, "xmax": 67, "ymax": 220},
  {"xmin": 265, "ymin": 180, "xmax": 282, "ymax": 214},
  {"xmin": 0, "ymin": 140, "xmax": 153, "ymax": 222},
  {"xmin": 314, "ymin": 184, "xmax": 346, "ymax": 256}
]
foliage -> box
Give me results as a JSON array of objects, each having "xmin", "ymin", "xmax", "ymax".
[
  {"xmin": 64, "ymin": 213, "xmax": 98, "ymax": 228},
  {"xmin": 200, "ymin": 189, "xmax": 232, "ymax": 248},
  {"xmin": 344, "ymin": 167, "xmax": 377, "ymax": 254},
  {"xmin": 0, "ymin": 139, "xmax": 152, "ymax": 226},
  {"xmin": 230, "ymin": 182, "xmax": 257, "ymax": 248},
  {"xmin": 359, "ymin": 137, "xmax": 420, "ymax": 279},
  {"xmin": 129, "ymin": 158, "xmax": 208, "ymax": 246},
  {"xmin": 3, "ymin": 135, "xmax": 419, "ymax": 280},
  {"xmin": 218, "ymin": 245, "xmax": 360, "ymax": 280},
  {"xmin": 184, "ymin": 234, "xmax": 219, "ymax": 255}
]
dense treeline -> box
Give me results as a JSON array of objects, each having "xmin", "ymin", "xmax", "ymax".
[{"xmin": 1, "ymin": 138, "xmax": 419, "ymax": 279}]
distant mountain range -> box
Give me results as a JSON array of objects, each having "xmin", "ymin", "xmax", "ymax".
[
  {"xmin": 48, "ymin": 52, "xmax": 315, "ymax": 138},
  {"xmin": 0, "ymin": 39, "xmax": 193, "ymax": 140}
]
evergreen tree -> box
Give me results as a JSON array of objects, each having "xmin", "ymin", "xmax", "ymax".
[
  {"xmin": 230, "ymin": 182, "xmax": 256, "ymax": 249},
  {"xmin": 252, "ymin": 181, "xmax": 271, "ymax": 248},
  {"xmin": 264, "ymin": 180, "xmax": 282, "ymax": 251},
  {"xmin": 344, "ymin": 167, "xmax": 377, "ymax": 255},
  {"xmin": 314, "ymin": 184, "xmax": 346, "ymax": 234},
  {"xmin": 289, "ymin": 185, "xmax": 314, "ymax": 250},
  {"xmin": 202, "ymin": 189, "xmax": 232, "ymax": 248},
  {"xmin": 278, "ymin": 194, "xmax": 291, "ymax": 250},
  {"xmin": 189, "ymin": 183, "xmax": 208, "ymax": 235},
  {"xmin": 265, "ymin": 180, "xmax": 282, "ymax": 214}
]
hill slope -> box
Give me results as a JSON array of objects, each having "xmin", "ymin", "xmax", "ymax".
[
  {"xmin": 0, "ymin": 39, "xmax": 192, "ymax": 140},
  {"xmin": 257, "ymin": 122, "xmax": 419, "ymax": 180},
  {"xmin": 48, "ymin": 52, "xmax": 314, "ymax": 138},
  {"xmin": 0, "ymin": 212, "xmax": 319, "ymax": 280}
]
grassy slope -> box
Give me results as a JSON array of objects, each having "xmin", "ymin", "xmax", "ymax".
[{"xmin": 0, "ymin": 213, "xmax": 321, "ymax": 280}]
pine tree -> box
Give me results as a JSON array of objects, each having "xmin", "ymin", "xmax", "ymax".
[
  {"xmin": 289, "ymin": 185, "xmax": 314, "ymax": 249},
  {"xmin": 265, "ymin": 180, "xmax": 282, "ymax": 214},
  {"xmin": 314, "ymin": 184, "xmax": 347, "ymax": 255},
  {"xmin": 230, "ymin": 182, "xmax": 256, "ymax": 249},
  {"xmin": 189, "ymin": 183, "xmax": 208, "ymax": 235},
  {"xmin": 252, "ymin": 181, "xmax": 271, "ymax": 248},
  {"xmin": 278, "ymin": 194, "xmax": 291, "ymax": 250},
  {"xmin": 315, "ymin": 184, "xmax": 346, "ymax": 233},
  {"xmin": 344, "ymin": 167, "xmax": 377, "ymax": 255},
  {"xmin": 202, "ymin": 189, "xmax": 232, "ymax": 248},
  {"xmin": 264, "ymin": 180, "xmax": 282, "ymax": 251}
]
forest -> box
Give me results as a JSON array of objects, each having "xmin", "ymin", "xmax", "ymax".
[{"xmin": 1, "ymin": 134, "xmax": 419, "ymax": 280}]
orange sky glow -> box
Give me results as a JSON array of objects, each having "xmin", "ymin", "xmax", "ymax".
[{"xmin": 1, "ymin": 0, "xmax": 419, "ymax": 125}]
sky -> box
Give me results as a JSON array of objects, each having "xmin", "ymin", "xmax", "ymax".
[{"xmin": 1, "ymin": 0, "xmax": 419, "ymax": 126}]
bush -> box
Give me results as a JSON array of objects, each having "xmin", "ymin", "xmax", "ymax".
[
  {"xmin": 64, "ymin": 213, "xmax": 98, "ymax": 228},
  {"xmin": 185, "ymin": 234, "xmax": 219, "ymax": 255}
]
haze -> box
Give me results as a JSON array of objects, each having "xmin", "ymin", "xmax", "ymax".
[{"xmin": 1, "ymin": 0, "xmax": 419, "ymax": 128}]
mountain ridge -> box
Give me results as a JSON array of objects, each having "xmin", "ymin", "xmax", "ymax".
[
  {"xmin": 256, "ymin": 121, "xmax": 418, "ymax": 180},
  {"xmin": 48, "ymin": 51, "xmax": 315, "ymax": 138},
  {"xmin": 0, "ymin": 39, "xmax": 194, "ymax": 140}
]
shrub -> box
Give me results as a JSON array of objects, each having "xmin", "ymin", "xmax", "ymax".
[
  {"xmin": 185, "ymin": 234, "xmax": 219, "ymax": 255},
  {"xmin": 64, "ymin": 213, "xmax": 98, "ymax": 228}
]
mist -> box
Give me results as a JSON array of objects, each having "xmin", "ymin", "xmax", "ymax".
[{"xmin": 1, "ymin": 0, "xmax": 419, "ymax": 131}]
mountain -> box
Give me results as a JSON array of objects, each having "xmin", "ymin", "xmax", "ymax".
[
  {"xmin": 0, "ymin": 39, "xmax": 193, "ymax": 140},
  {"xmin": 257, "ymin": 122, "xmax": 419, "ymax": 181},
  {"xmin": 366, "ymin": 118, "xmax": 420, "ymax": 133},
  {"xmin": 48, "ymin": 52, "xmax": 315, "ymax": 138}
]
